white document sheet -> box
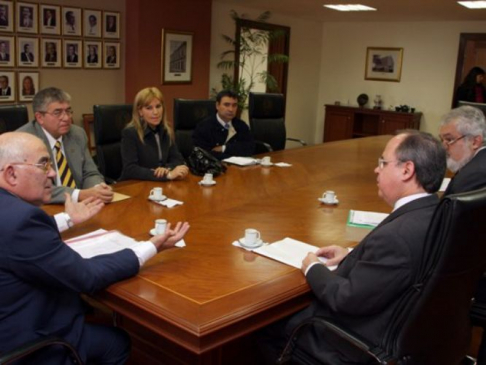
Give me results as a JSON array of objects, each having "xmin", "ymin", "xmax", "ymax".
[
  {"xmin": 253, "ymin": 237, "xmax": 337, "ymax": 270},
  {"xmin": 223, "ymin": 156, "xmax": 258, "ymax": 166},
  {"xmin": 66, "ymin": 230, "xmax": 139, "ymax": 258},
  {"xmin": 348, "ymin": 210, "xmax": 388, "ymax": 228}
]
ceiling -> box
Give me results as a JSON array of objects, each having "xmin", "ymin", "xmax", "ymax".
[{"xmin": 215, "ymin": 0, "xmax": 486, "ymax": 22}]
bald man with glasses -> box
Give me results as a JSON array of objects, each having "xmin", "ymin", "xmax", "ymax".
[
  {"xmin": 18, "ymin": 87, "xmax": 113, "ymax": 204},
  {"xmin": 439, "ymin": 105, "xmax": 486, "ymax": 196}
]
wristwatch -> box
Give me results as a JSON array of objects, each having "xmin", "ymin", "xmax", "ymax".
[{"xmin": 64, "ymin": 213, "xmax": 74, "ymax": 228}]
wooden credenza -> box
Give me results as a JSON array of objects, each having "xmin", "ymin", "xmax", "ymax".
[{"xmin": 323, "ymin": 104, "xmax": 422, "ymax": 142}]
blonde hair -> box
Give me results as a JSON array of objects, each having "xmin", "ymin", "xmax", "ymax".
[{"xmin": 128, "ymin": 87, "xmax": 173, "ymax": 144}]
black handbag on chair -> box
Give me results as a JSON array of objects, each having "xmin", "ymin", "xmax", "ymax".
[{"xmin": 187, "ymin": 147, "xmax": 227, "ymax": 177}]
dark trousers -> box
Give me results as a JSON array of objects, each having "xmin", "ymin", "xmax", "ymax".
[{"xmin": 81, "ymin": 323, "xmax": 131, "ymax": 364}]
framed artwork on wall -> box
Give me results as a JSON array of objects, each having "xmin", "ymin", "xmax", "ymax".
[
  {"xmin": 39, "ymin": 4, "xmax": 60, "ymax": 35},
  {"xmin": 84, "ymin": 40, "xmax": 101, "ymax": 68},
  {"xmin": 62, "ymin": 6, "xmax": 81, "ymax": 37},
  {"xmin": 16, "ymin": 2, "xmax": 38, "ymax": 34},
  {"xmin": 0, "ymin": 36, "xmax": 15, "ymax": 68},
  {"xmin": 17, "ymin": 37, "xmax": 38, "ymax": 67},
  {"xmin": 365, "ymin": 47, "xmax": 403, "ymax": 82},
  {"xmin": 161, "ymin": 29, "xmax": 193, "ymax": 84},
  {"xmin": 103, "ymin": 11, "xmax": 119, "ymax": 39},
  {"xmin": 18, "ymin": 71, "xmax": 38, "ymax": 101},
  {"xmin": 0, "ymin": 71, "xmax": 15, "ymax": 102},
  {"xmin": 103, "ymin": 41, "xmax": 119, "ymax": 68},
  {"xmin": 63, "ymin": 39, "xmax": 82, "ymax": 68},
  {"xmin": 84, "ymin": 9, "xmax": 101, "ymax": 38},
  {"xmin": 0, "ymin": 1, "xmax": 14, "ymax": 33},
  {"xmin": 41, "ymin": 38, "xmax": 61, "ymax": 68}
]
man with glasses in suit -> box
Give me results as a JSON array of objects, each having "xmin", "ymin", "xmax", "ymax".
[{"xmin": 18, "ymin": 87, "xmax": 113, "ymax": 204}]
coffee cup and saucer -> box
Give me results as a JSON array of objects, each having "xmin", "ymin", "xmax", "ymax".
[
  {"xmin": 150, "ymin": 219, "xmax": 167, "ymax": 236},
  {"xmin": 318, "ymin": 190, "xmax": 339, "ymax": 205},
  {"xmin": 238, "ymin": 228, "xmax": 263, "ymax": 249},
  {"xmin": 148, "ymin": 187, "xmax": 167, "ymax": 202},
  {"xmin": 260, "ymin": 156, "xmax": 273, "ymax": 167},
  {"xmin": 199, "ymin": 173, "xmax": 216, "ymax": 186}
]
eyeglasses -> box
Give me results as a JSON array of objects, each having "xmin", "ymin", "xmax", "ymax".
[
  {"xmin": 41, "ymin": 108, "xmax": 74, "ymax": 119},
  {"xmin": 0, "ymin": 160, "xmax": 53, "ymax": 174},
  {"xmin": 440, "ymin": 135, "xmax": 467, "ymax": 146},
  {"xmin": 377, "ymin": 158, "xmax": 398, "ymax": 169}
]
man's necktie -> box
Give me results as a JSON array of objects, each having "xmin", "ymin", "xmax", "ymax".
[{"xmin": 55, "ymin": 141, "xmax": 76, "ymax": 188}]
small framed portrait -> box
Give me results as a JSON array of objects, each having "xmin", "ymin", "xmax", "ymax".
[
  {"xmin": 62, "ymin": 6, "xmax": 81, "ymax": 37},
  {"xmin": 0, "ymin": 36, "xmax": 14, "ymax": 68},
  {"xmin": 17, "ymin": 37, "xmax": 38, "ymax": 67},
  {"xmin": 41, "ymin": 38, "xmax": 61, "ymax": 68},
  {"xmin": 18, "ymin": 71, "xmax": 38, "ymax": 102},
  {"xmin": 103, "ymin": 11, "xmax": 119, "ymax": 39},
  {"xmin": 84, "ymin": 41, "xmax": 101, "ymax": 69},
  {"xmin": 103, "ymin": 41, "xmax": 119, "ymax": 69},
  {"xmin": 16, "ymin": 2, "xmax": 38, "ymax": 34},
  {"xmin": 63, "ymin": 39, "xmax": 82, "ymax": 68},
  {"xmin": 0, "ymin": 71, "xmax": 15, "ymax": 102},
  {"xmin": 0, "ymin": 1, "xmax": 14, "ymax": 33},
  {"xmin": 40, "ymin": 4, "xmax": 60, "ymax": 35},
  {"xmin": 83, "ymin": 9, "xmax": 101, "ymax": 38}
]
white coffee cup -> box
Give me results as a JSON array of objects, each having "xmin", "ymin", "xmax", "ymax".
[
  {"xmin": 150, "ymin": 187, "xmax": 163, "ymax": 200},
  {"xmin": 244, "ymin": 228, "xmax": 261, "ymax": 247},
  {"xmin": 262, "ymin": 156, "xmax": 271, "ymax": 165},
  {"xmin": 203, "ymin": 173, "xmax": 213, "ymax": 183},
  {"xmin": 322, "ymin": 190, "xmax": 336, "ymax": 203},
  {"xmin": 155, "ymin": 219, "xmax": 167, "ymax": 235}
]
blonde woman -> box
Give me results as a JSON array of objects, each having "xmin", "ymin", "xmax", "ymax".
[{"xmin": 120, "ymin": 87, "xmax": 188, "ymax": 181}]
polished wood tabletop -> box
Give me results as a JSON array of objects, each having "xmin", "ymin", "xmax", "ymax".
[{"xmin": 45, "ymin": 135, "xmax": 391, "ymax": 361}]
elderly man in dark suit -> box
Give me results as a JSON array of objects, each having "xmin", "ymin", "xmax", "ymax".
[
  {"xmin": 0, "ymin": 131, "xmax": 189, "ymax": 364},
  {"xmin": 18, "ymin": 87, "xmax": 111, "ymax": 204},
  {"xmin": 260, "ymin": 131, "xmax": 446, "ymax": 364}
]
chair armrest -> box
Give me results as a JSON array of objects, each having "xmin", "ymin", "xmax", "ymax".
[
  {"xmin": 277, "ymin": 316, "xmax": 396, "ymax": 365},
  {"xmin": 0, "ymin": 336, "xmax": 83, "ymax": 364},
  {"xmin": 286, "ymin": 137, "xmax": 307, "ymax": 146},
  {"xmin": 254, "ymin": 140, "xmax": 273, "ymax": 154}
]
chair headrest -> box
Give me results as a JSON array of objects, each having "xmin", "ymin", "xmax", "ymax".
[
  {"xmin": 173, "ymin": 99, "xmax": 216, "ymax": 130},
  {"xmin": 249, "ymin": 93, "xmax": 285, "ymax": 119},
  {"xmin": 93, "ymin": 104, "xmax": 132, "ymax": 144}
]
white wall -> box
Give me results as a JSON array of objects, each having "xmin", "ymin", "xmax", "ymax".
[
  {"xmin": 210, "ymin": 1, "xmax": 323, "ymax": 146},
  {"xmin": 318, "ymin": 21, "xmax": 486, "ymax": 141}
]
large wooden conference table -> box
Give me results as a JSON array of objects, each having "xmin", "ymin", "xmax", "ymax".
[{"xmin": 46, "ymin": 136, "xmax": 391, "ymax": 364}]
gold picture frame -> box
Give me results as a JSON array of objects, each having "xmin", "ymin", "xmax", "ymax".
[{"xmin": 365, "ymin": 47, "xmax": 403, "ymax": 82}]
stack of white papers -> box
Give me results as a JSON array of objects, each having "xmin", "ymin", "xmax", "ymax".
[
  {"xmin": 66, "ymin": 230, "xmax": 139, "ymax": 258},
  {"xmin": 253, "ymin": 237, "xmax": 337, "ymax": 271},
  {"xmin": 151, "ymin": 198, "xmax": 183, "ymax": 208},
  {"xmin": 223, "ymin": 157, "xmax": 258, "ymax": 166},
  {"xmin": 347, "ymin": 210, "xmax": 388, "ymax": 229}
]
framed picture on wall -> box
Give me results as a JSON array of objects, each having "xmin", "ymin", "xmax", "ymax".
[
  {"xmin": 161, "ymin": 29, "xmax": 193, "ymax": 84},
  {"xmin": 18, "ymin": 71, "xmax": 38, "ymax": 102},
  {"xmin": 365, "ymin": 47, "xmax": 403, "ymax": 82},
  {"xmin": 0, "ymin": 36, "xmax": 15, "ymax": 67},
  {"xmin": 0, "ymin": 1, "xmax": 14, "ymax": 33},
  {"xmin": 63, "ymin": 39, "xmax": 82, "ymax": 68},
  {"xmin": 103, "ymin": 11, "xmax": 119, "ymax": 39},
  {"xmin": 84, "ymin": 9, "xmax": 101, "ymax": 38},
  {"xmin": 84, "ymin": 40, "xmax": 101, "ymax": 68},
  {"xmin": 41, "ymin": 38, "xmax": 61, "ymax": 68},
  {"xmin": 16, "ymin": 2, "xmax": 38, "ymax": 34},
  {"xmin": 39, "ymin": 4, "xmax": 60, "ymax": 35},
  {"xmin": 103, "ymin": 41, "xmax": 119, "ymax": 68},
  {"xmin": 62, "ymin": 6, "xmax": 81, "ymax": 37},
  {"xmin": 0, "ymin": 71, "xmax": 15, "ymax": 102},
  {"xmin": 17, "ymin": 37, "xmax": 38, "ymax": 67}
]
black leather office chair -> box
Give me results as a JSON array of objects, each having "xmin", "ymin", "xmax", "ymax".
[
  {"xmin": 93, "ymin": 104, "xmax": 132, "ymax": 183},
  {"xmin": 173, "ymin": 98, "xmax": 216, "ymax": 159},
  {"xmin": 0, "ymin": 104, "xmax": 29, "ymax": 134},
  {"xmin": 278, "ymin": 188, "xmax": 486, "ymax": 365},
  {"xmin": 0, "ymin": 336, "xmax": 83, "ymax": 364},
  {"xmin": 248, "ymin": 92, "xmax": 306, "ymax": 154}
]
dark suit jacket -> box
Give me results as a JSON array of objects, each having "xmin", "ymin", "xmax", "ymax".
[
  {"xmin": 192, "ymin": 114, "xmax": 255, "ymax": 160},
  {"xmin": 87, "ymin": 54, "xmax": 98, "ymax": 63},
  {"xmin": 18, "ymin": 121, "xmax": 105, "ymax": 203},
  {"xmin": 0, "ymin": 86, "xmax": 11, "ymax": 96},
  {"xmin": 120, "ymin": 125, "xmax": 185, "ymax": 181},
  {"xmin": 444, "ymin": 148, "xmax": 486, "ymax": 196},
  {"xmin": 285, "ymin": 195, "xmax": 439, "ymax": 364},
  {"xmin": 21, "ymin": 52, "xmax": 34, "ymax": 62},
  {"xmin": 0, "ymin": 188, "xmax": 139, "ymax": 364},
  {"xmin": 0, "ymin": 52, "xmax": 9, "ymax": 61},
  {"xmin": 67, "ymin": 54, "xmax": 78, "ymax": 63}
]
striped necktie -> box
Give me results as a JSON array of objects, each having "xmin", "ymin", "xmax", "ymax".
[{"xmin": 54, "ymin": 141, "xmax": 76, "ymax": 188}]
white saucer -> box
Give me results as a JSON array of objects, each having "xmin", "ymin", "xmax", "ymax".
[
  {"xmin": 318, "ymin": 197, "xmax": 339, "ymax": 205},
  {"xmin": 238, "ymin": 237, "xmax": 263, "ymax": 249},
  {"xmin": 198, "ymin": 180, "xmax": 216, "ymax": 186},
  {"xmin": 150, "ymin": 228, "xmax": 160, "ymax": 236},
  {"xmin": 149, "ymin": 195, "xmax": 167, "ymax": 202},
  {"xmin": 261, "ymin": 162, "xmax": 273, "ymax": 167}
]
